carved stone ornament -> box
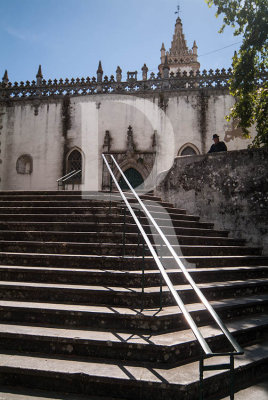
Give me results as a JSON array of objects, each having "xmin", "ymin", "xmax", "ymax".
[
  {"xmin": 126, "ymin": 125, "xmax": 136, "ymax": 152},
  {"xmin": 103, "ymin": 130, "xmax": 112, "ymax": 152}
]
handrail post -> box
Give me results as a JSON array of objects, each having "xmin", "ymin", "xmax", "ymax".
[
  {"xmin": 230, "ymin": 354, "xmax": 234, "ymax": 400},
  {"xmin": 109, "ymin": 162, "xmax": 113, "ymax": 213},
  {"xmin": 199, "ymin": 353, "xmax": 204, "ymax": 400},
  {"xmin": 141, "ymin": 241, "xmax": 146, "ymax": 311},
  {"xmin": 122, "ymin": 205, "xmax": 126, "ymax": 258},
  {"xmin": 136, "ymin": 208, "xmax": 142, "ymax": 256},
  {"xmin": 159, "ymin": 242, "xmax": 163, "ymax": 310}
]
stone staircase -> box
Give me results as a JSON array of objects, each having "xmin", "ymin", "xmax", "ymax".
[{"xmin": 0, "ymin": 190, "xmax": 267, "ymax": 400}]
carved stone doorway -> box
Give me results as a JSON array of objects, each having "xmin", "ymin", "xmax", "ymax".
[{"xmin": 119, "ymin": 168, "xmax": 144, "ymax": 190}]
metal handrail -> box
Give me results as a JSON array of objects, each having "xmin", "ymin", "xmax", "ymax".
[
  {"xmin": 57, "ymin": 169, "xmax": 82, "ymax": 190},
  {"xmin": 56, "ymin": 170, "xmax": 77, "ymax": 183},
  {"xmin": 102, "ymin": 153, "xmax": 244, "ymax": 357},
  {"xmin": 61, "ymin": 169, "xmax": 81, "ymax": 182}
]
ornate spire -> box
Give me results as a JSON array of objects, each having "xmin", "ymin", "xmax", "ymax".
[
  {"xmin": 36, "ymin": 65, "xmax": 43, "ymax": 86},
  {"xmin": 36, "ymin": 65, "xmax": 43, "ymax": 78},
  {"xmin": 2, "ymin": 70, "xmax": 9, "ymax": 86},
  {"xmin": 192, "ymin": 40, "xmax": 198, "ymax": 57},
  {"xmin": 103, "ymin": 130, "xmax": 112, "ymax": 152},
  {"xmin": 169, "ymin": 17, "xmax": 188, "ymax": 57},
  {"xmin": 97, "ymin": 61, "xmax": 103, "ymax": 74},
  {"xmin": 97, "ymin": 61, "xmax": 103, "ymax": 83},
  {"xmin": 126, "ymin": 125, "xmax": 136, "ymax": 153},
  {"xmin": 163, "ymin": 56, "xmax": 170, "ymax": 79},
  {"xmin": 158, "ymin": 16, "xmax": 200, "ymax": 75},
  {"xmin": 161, "ymin": 43, "xmax": 166, "ymax": 64}
]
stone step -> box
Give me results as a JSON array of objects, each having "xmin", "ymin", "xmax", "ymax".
[
  {"xmin": 0, "ymin": 340, "xmax": 267, "ymax": 400},
  {"xmin": 0, "ymin": 221, "xmax": 229, "ymax": 237},
  {"xmin": 0, "ymin": 190, "xmax": 266, "ymax": 400},
  {"xmin": 0, "ymin": 200, "xmax": 182, "ymax": 216},
  {"xmin": 0, "ymin": 213, "xmax": 213, "ymax": 228},
  {"xmin": 0, "ymin": 241, "xmax": 261, "ymax": 257},
  {"xmin": 0, "ymin": 200, "xmax": 188, "ymax": 215},
  {"xmin": 0, "ymin": 194, "xmax": 172, "ymax": 207},
  {"xmin": 0, "ymin": 314, "xmax": 266, "ymax": 366},
  {"xmin": 0, "ymin": 265, "xmax": 267, "ymax": 287},
  {"xmin": 0, "ymin": 387, "xmax": 121, "ymax": 400},
  {"xmin": 0, "ymin": 279, "xmax": 266, "ymax": 307},
  {"xmin": 0, "ymin": 190, "xmax": 160, "ymax": 200},
  {"xmin": 0, "ymin": 208, "xmax": 199, "ymax": 223},
  {"xmin": 0, "ymin": 252, "xmax": 267, "ymax": 270},
  {"xmin": 0, "ymin": 230, "xmax": 246, "ymax": 246},
  {"xmin": 0, "ymin": 295, "xmax": 267, "ymax": 332}
]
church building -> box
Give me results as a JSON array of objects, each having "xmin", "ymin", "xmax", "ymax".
[{"xmin": 0, "ymin": 16, "xmax": 254, "ymax": 191}]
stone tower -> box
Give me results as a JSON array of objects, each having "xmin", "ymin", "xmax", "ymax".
[{"xmin": 159, "ymin": 16, "xmax": 200, "ymax": 76}]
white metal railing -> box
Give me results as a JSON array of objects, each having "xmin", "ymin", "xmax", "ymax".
[
  {"xmin": 103, "ymin": 153, "xmax": 244, "ymax": 358},
  {"xmin": 57, "ymin": 169, "xmax": 82, "ymax": 190}
]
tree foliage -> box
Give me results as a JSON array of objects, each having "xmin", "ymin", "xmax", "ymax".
[{"xmin": 206, "ymin": 0, "xmax": 268, "ymax": 147}]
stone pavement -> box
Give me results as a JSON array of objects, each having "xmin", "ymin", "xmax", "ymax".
[{"xmin": 222, "ymin": 381, "xmax": 268, "ymax": 400}]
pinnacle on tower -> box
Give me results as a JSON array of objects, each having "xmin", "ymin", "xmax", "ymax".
[
  {"xmin": 36, "ymin": 65, "xmax": 43, "ymax": 86},
  {"xmin": 192, "ymin": 40, "xmax": 198, "ymax": 57},
  {"xmin": 161, "ymin": 43, "xmax": 166, "ymax": 64},
  {"xmin": 97, "ymin": 61, "xmax": 103, "ymax": 74},
  {"xmin": 163, "ymin": 55, "xmax": 170, "ymax": 79},
  {"xmin": 36, "ymin": 65, "xmax": 43, "ymax": 79},
  {"xmin": 97, "ymin": 61, "xmax": 103, "ymax": 83},
  {"xmin": 2, "ymin": 70, "xmax": 9, "ymax": 85},
  {"xmin": 164, "ymin": 55, "xmax": 169, "ymax": 67},
  {"xmin": 158, "ymin": 14, "xmax": 200, "ymax": 75}
]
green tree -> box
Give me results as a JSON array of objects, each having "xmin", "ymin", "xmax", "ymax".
[{"xmin": 206, "ymin": 0, "xmax": 268, "ymax": 147}]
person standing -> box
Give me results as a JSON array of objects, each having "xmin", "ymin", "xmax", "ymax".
[{"xmin": 208, "ymin": 134, "xmax": 227, "ymax": 153}]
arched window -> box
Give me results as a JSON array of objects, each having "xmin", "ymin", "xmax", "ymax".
[
  {"xmin": 178, "ymin": 143, "xmax": 200, "ymax": 156},
  {"xmin": 66, "ymin": 149, "xmax": 82, "ymax": 183},
  {"xmin": 119, "ymin": 168, "xmax": 144, "ymax": 190},
  {"xmin": 181, "ymin": 146, "xmax": 197, "ymax": 156},
  {"xmin": 16, "ymin": 154, "xmax": 33, "ymax": 174}
]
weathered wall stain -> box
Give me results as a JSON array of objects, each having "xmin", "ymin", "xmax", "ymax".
[
  {"xmin": 62, "ymin": 95, "xmax": 72, "ymax": 176},
  {"xmin": 198, "ymin": 90, "xmax": 209, "ymax": 154},
  {"xmin": 224, "ymin": 120, "xmax": 244, "ymax": 143}
]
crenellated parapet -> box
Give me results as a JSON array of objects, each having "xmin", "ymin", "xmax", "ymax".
[{"xmin": 0, "ymin": 64, "xmax": 266, "ymax": 101}]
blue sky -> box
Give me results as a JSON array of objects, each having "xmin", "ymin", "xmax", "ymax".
[{"xmin": 0, "ymin": 0, "xmax": 242, "ymax": 83}]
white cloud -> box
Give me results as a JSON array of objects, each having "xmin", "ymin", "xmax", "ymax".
[{"xmin": 3, "ymin": 25, "xmax": 46, "ymax": 42}]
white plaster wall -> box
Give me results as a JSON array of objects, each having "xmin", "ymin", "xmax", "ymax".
[
  {"xmin": 0, "ymin": 90, "xmax": 257, "ymax": 191},
  {"xmin": 206, "ymin": 94, "xmax": 253, "ymax": 151},
  {"xmin": 67, "ymin": 95, "xmax": 176, "ymax": 190},
  {"xmin": 166, "ymin": 95, "xmax": 201, "ymax": 155},
  {"xmin": 0, "ymin": 108, "xmax": 7, "ymax": 191},
  {"xmin": 2, "ymin": 102, "xmax": 63, "ymax": 190}
]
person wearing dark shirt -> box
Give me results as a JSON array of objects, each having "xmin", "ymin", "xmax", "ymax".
[{"xmin": 208, "ymin": 134, "xmax": 227, "ymax": 153}]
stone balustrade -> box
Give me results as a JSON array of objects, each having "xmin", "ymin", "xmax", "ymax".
[{"xmin": 0, "ymin": 67, "xmax": 266, "ymax": 100}]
